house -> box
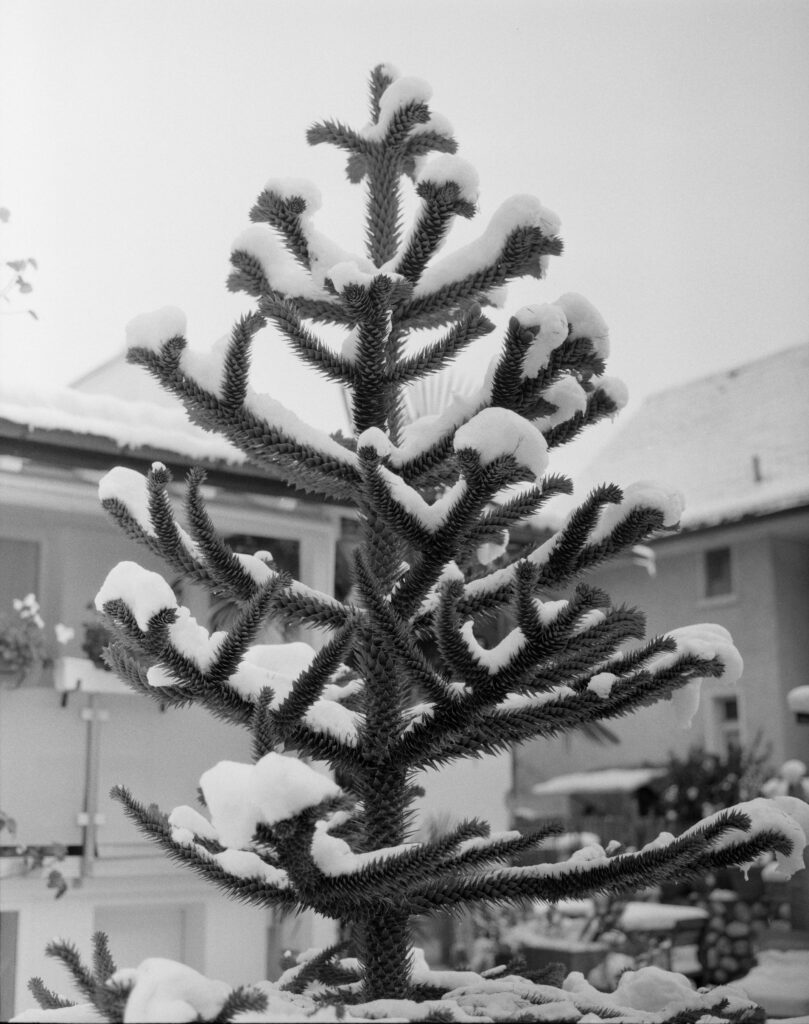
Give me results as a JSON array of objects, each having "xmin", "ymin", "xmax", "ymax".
[
  {"xmin": 0, "ymin": 374, "xmax": 353, "ymax": 1018},
  {"xmin": 513, "ymin": 342, "xmax": 809, "ymax": 826},
  {"xmin": 0, "ymin": 358, "xmax": 512, "ymax": 1016}
]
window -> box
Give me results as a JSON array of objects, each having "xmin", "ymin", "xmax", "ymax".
[
  {"xmin": 94, "ymin": 905, "xmax": 187, "ymax": 967},
  {"xmin": 0, "ymin": 538, "xmax": 40, "ymax": 615},
  {"xmin": 708, "ymin": 695, "xmax": 742, "ymax": 756},
  {"xmin": 703, "ymin": 546, "xmax": 733, "ymax": 599},
  {"xmin": 225, "ymin": 534, "xmax": 299, "ymax": 578},
  {"xmin": 0, "ymin": 911, "xmax": 18, "ymax": 1022},
  {"xmin": 210, "ymin": 535, "xmax": 301, "ymax": 640}
]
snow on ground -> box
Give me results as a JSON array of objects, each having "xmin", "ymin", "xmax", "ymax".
[
  {"xmin": 733, "ymin": 948, "xmax": 809, "ymax": 1019},
  {"xmin": 14, "ymin": 951, "xmax": 794, "ymax": 1022}
]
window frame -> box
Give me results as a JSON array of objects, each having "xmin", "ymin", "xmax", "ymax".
[
  {"xmin": 699, "ymin": 545, "xmax": 735, "ymax": 605},
  {"xmin": 0, "ymin": 536, "xmax": 42, "ymax": 617},
  {"xmin": 704, "ymin": 692, "xmax": 745, "ymax": 756}
]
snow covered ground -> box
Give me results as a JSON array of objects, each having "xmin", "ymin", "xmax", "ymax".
[
  {"xmin": 11, "ymin": 945, "xmax": 809, "ymax": 1022},
  {"xmin": 734, "ymin": 948, "xmax": 809, "ymax": 1020}
]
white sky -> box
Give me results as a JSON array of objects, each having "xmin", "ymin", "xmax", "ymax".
[{"xmin": 1, "ymin": 0, "xmax": 808, "ymax": 469}]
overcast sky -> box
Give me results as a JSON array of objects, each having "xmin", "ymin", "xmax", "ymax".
[{"xmin": 1, "ymin": 0, "xmax": 807, "ymax": 463}]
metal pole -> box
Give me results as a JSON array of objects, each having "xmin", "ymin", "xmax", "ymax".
[{"xmin": 79, "ymin": 693, "xmax": 105, "ymax": 878}]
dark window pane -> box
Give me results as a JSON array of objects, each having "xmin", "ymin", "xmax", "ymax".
[
  {"xmin": 0, "ymin": 911, "xmax": 18, "ymax": 1022},
  {"xmin": 210, "ymin": 536, "xmax": 301, "ymax": 639},
  {"xmin": 704, "ymin": 547, "xmax": 732, "ymax": 598},
  {"xmin": 225, "ymin": 535, "xmax": 299, "ymax": 578},
  {"xmin": 721, "ymin": 697, "xmax": 739, "ymax": 721},
  {"xmin": 0, "ymin": 538, "xmax": 40, "ymax": 615}
]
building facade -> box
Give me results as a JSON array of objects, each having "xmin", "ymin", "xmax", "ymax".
[
  {"xmin": 0, "ymin": 384, "xmax": 344, "ymax": 1018},
  {"xmin": 0, "ymin": 374, "xmax": 513, "ymax": 1015},
  {"xmin": 513, "ymin": 343, "xmax": 809, "ymax": 825}
]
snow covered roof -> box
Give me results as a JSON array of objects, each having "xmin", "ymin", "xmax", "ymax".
[
  {"xmin": 0, "ymin": 384, "xmax": 333, "ymax": 503},
  {"xmin": 546, "ymin": 342, "xmax": 809, "ymax": 532},
  {"xmin": 531, "ymin": 767, "xmax": 666, "ymax": 796},
  {"xmin": 0, "ymin": 384, "xmax": 248, "ymax": 465}
]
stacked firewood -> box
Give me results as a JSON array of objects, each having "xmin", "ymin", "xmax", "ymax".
[{"xmin": 698, "ymin": 890, "xmax": 790, "ymax": 984}]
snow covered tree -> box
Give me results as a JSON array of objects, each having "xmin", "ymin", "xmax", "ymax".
[{"xmin": 28, "ymin": 65, "xmax": 809, "ymax": 1020}]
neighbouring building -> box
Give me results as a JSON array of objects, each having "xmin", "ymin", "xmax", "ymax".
[
  {"xmin": 0, "ymin": 374, "xmax": 350, "ymax": 1018},
  {"xmin": 512, "ymin": 342, "xmax": 809, "ymax": 830}
]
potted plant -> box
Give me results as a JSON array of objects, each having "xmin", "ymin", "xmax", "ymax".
[
  {"xmin": 0, "ymin": 810, "xmax": 69, "ymax": 897},
  {"xmin": 54, "ymin": 613, "xmax": 133, "ymax": 696},
  {"xmin": 0, "ymin": 593, "xmax": 71, "ymax": 686}
]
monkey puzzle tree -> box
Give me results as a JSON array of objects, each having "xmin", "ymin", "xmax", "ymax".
[{"xmin": 27, "ymin": 65, "xmax": 807, "ymax": 1019}]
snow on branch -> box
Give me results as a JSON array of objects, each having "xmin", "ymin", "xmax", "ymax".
[
  {"xmin": 641, "ymin": 622, "xmax": 743, "ymax": 728},
  {"xmin": 95, "ymin": 560, "xmax": 334, "ymax": 727},
  {"xmin": 454, "ymin": 407, "xmax": 549, "ymax": 481},
  {"xmin": 126, "ymin": 320, "xmax": 362, "ymax": 501},
  {"xmin": 399, "ymin": 802, "xmax": 807, "ymax": 916},
  {"xmin": 231, "ymin": 226, "xmax": 330, "ymax": 301},
  {"xmin": 125, "ymin": 306, "xmax": 187, "ymax": 352},
  {"xmin": 111, "ymin": 786, "xmax": 297, "ymax": 910},
  {"xmin": 397, "ymin": 196, "xmax": 563, "ymax": 329},
  {"xmin": 95, "ymin": 561, "xmax": 177, "ymax": 633},
  {"xmin": 200, "ymin": 753, "xmax": 343, "ymax": 846},
  {"xmin": 390, "ymin": 303, "xmax": 494, "ymax": 382},
  {"xmin": 98, "ymin": 464, "xmax": 204, "ymax": 579},
  {"xmin": 389, "ymin": 155, "xmax": 480, "ymax": 283},
  {"xmin": 360, "ymin": 76, "xmax": 432, "ymax": 142},
  {"xmin": 680, "ymin": 796, "xmax": 809, "ymax": 880},
  {"xmin": 587, "ymin": 480, "xmax": 684, "ymax": 545}
]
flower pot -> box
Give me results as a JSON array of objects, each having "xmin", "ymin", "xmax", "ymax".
[
  {"xmin": 520, "ymin": 939, "xmax": 608, "ymax": 976},
  {"xmin": 0, "ymin": 667, "xmax": 25, "ymax": 687},
  {"xmin": 0, "ymin": 663, "xmax": 46, "ymax": 688},
  {"xmin": 53, "ymin": 656, "xmax": 129, "ymax": 695}
]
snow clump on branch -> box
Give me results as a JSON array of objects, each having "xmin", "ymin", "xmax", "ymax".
[
  {"xmin": 125, "ymin": 306, "xmax": 187, "ymax": 353},
  {"xmin": 454, "ymin": 407, "xmax": 549, "ymax": 480},
  {"xmin": 200, "ymin": 753, "xmax": 342, "ymax": 848}
]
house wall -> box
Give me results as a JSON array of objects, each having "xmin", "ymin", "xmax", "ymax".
[
  {"xmin": 770, "ymin": 537, "xmax": 809, "ymax": 763},
  {"xmin": 1, "ymin": 475, "xmax": 342, "ymax": 848},
  {"xmin": 513, "ymin": 516, "xmax": 806, "ymax": 819},
  {"xmin": 0, "ymin": 467, "xmax": 343, "ymax": 1013},
  {"xmin": 414, "ymin": 754, "xmax": 513, "ymax": 838},
  {"xmin": 0, "ymin": 471, "xmax": 340, "ymax": 654},
  {"xmin": 0, "ymin": 866, "xmax": 270, "ymax": 1019}
]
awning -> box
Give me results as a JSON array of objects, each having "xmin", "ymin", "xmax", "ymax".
[{"xmin": 531, "ymin": 767, "xmax": 665, "ymax": 797}]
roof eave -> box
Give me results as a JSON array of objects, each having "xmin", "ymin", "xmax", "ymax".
[
  {"xmin": 657, "ymin": 501, "xmax": 809, "ymax": 541},
  {"xmin": 0, "ymin": 417, "xmax": 335, "ymax": 504}
]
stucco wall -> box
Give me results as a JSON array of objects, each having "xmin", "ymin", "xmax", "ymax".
[
  {"xmin": 0, "ymin": 484, "xmax": 338, "ymax": 847},
  {"xmin": 770, "ymin": 537, "xmax": 809, "ymax": 763},
  {"xmin": 0, "ymin": 498, "xmax": 253, "ymax": 848},
  {"xmin": 513, "ymin": 521, "xmax": 792, "ymax": 809}
]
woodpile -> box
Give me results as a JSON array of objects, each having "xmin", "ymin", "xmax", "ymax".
[{"xmin": 697, "ymin": 890, "xmax": 790, "ymax": 984}]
